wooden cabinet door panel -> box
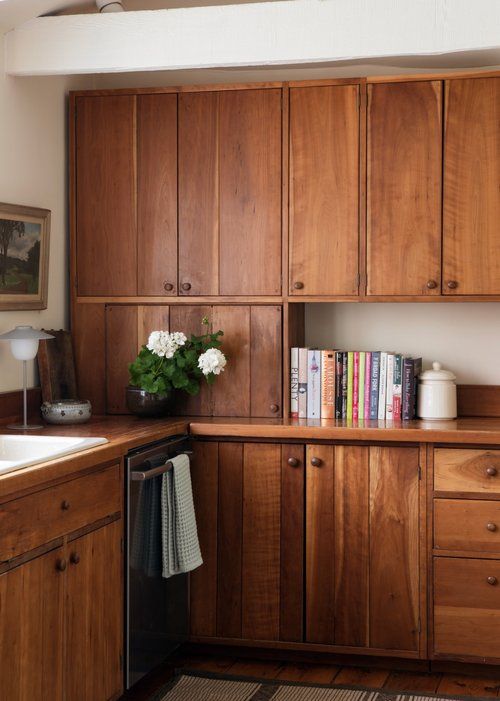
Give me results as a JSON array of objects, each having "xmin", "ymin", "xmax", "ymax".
[
  {"xmin": 73, "ymin": 303, "xmax": 106, "ymax": 415},
  {"xmin": 369, "ymin": 446, "xmax": 420, "ymax": 651},
  {"xmin": 190, "ymin": 441, "xmax": 219, "ymax": 637},
  {"xmin": 76, "ymin": 96, "xmax": 137, "ymax": 296},
  {"xmin": 212, "ymin": 306, "xmax": 251, "ymax": 417},
  {"xmin": 137, "ymin": 94, "xmax": 178, "ymax": 296},
  {"xmin": 443, "ymin": 77, "xmax": 500, "ymax": 295},
  {"xmin": 219, "ymin": 89, "xmax": 282, "ymax": 296},
  {"xmin": 289, "ymin": 85, "xmax": 360, "ymax": 296},
  {"xmin": 106, "ymin": 305, "xmax": 139, "ymax": 414},
  {"xmin": 367, "ymin": 82, "xmax": 442, "ymax": 296},
  {"xmin": 0, "ymin": 548, "xmax": 64, "ymax": 701},
  {"xmin": 305, "ymin": 444, "xmax": 335, "ymax": 644},
  {"xmin": 250, "ymin": 305, "xmax": 282, "ymax": 418},
  {"xmin": 179, "ymin": 92, "xmax": 219, "ymax": 296},
  {"xmin": 65, "ymin": 521, "xmax": 123, "ymax": 701}
]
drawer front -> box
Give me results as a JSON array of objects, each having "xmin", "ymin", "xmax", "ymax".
[
  {"xmin": 0, "ymin": 465, "xmax": 121, "ymax": 561},
  {"xmin": 435, "ymin": 498, "xmax": 500, "ymax": 552},
  {"xmin": 434, "ymin": 556, "xmax": 500, "ymax": 659},
  {"xmin": 434, "ymin": 448, "xmax": 500, "ymax": 494}
]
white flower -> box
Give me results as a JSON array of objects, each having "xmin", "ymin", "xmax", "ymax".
[
  {"xmin": 147, "ymin": 330, "xmax": 187, "ymax": 358},
  {"xmin": 198, "ymin": 348, "xmax": 227, "ymax": 376}
]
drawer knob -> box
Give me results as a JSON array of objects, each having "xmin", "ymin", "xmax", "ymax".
[
  {"xmin": 293, "ymin": 281, "xmax": 304, "ymax": 290},
  {"xmin": 70, "ymin": 552, "xmax": 80, "ymax": 565},
  {"xmin": 163, "ymin": 281, "xmax": 174, "ymax": 292},
  {"xmin": 447, "ymin": 280, "xmax": 458, "ymax": 290},
  {"xmin": 181, "ymin": 282, "xmax": 192, "ymax": 292},
  {"xmin": 61, "ymin": 500, "xmax": 70, "ymax": 511},
  {"xmin": 311, "ymin": 457, "xmax": 323, "ymax": 467},
  {"xmin": 269, "ymin": 404, "xmax": 279, "ymax": 414},
  {"xmin": 287, "ymin": 457, "xmax": 300, "ymax": 468},
  {"xmin": 486, "ymin": 467, "xmax": 498, "ymax": 477},
  {"xmin": 487, "ymin": 576, "xmax": 498, "ymax": 586},
  {"xmin": 56, "ymin": 558, "xmax": 67, "ymax": 572},
  {"xmin": 487, "ymin": 522, "xmax": 498, "ymax": 532},
  {"xmin": 426, "ymin": 279, "xmax": 437, "ymax": 289}
]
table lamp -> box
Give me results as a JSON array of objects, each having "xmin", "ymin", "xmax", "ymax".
[{"xmin": 0, "ymin": 325, "xmax": 54, "ymax": 430}]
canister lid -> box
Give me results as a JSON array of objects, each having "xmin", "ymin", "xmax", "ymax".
[{"xmin": 419, "ymin": 361, "xmax": 456, "ymax": 381}]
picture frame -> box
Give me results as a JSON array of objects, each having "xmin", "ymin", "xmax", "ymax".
[{"xmin": 0, "ymin": 202, "xmax": 51, "ymax": 311}]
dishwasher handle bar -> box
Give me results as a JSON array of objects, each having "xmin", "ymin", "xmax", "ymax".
[{"xmin": 130, "ymin": 451, "xmax": 193, "ymax": 481}]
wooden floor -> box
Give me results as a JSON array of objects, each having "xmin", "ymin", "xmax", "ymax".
[{"xmin": 120, "ymin": 652, "xmax": 500, "ymax": 700}]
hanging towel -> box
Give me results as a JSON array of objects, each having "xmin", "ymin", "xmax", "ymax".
[
  {"xmin": 161, "ymin": 453, "xmax": 203, "ymax": 579},
  {"xmin": 130, "ymin": 476, "xmax": 162, "ymax": 577}
]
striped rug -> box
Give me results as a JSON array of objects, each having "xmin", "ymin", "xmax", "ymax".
[{"xmin": 152, "ymin": 673, "xmax": 468, "ymax": 701}]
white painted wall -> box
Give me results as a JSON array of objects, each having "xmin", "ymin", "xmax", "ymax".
[
  {"xmin": 306, "ymin": 303, "xmax": 500, "ymax": 384},
  {"xmin": 0, "ymin": 33, "xmax": 92, "ymax": 392}
]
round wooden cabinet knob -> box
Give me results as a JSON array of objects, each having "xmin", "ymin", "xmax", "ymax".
[
  {"xmin": 426, "ymin": 279, "xmax": 437, "ymax": 289},
  {"xmin": 311, "ymin": 457, "xmax": 322, "ymax": 467},
  {"xmin": 181, "ymin": 282, "xmax": 192, "ymax": 292},
  {"xmin": 269, "ymin": 404, "xmax": 279, "ymax": 414},
  {"xmin": 486, "ymin": 467, "xmax": 498, "ymax": 477},
  {"xmin": 293, "ymin": 281, "xmax": 304, "ymax": 290},
  {"xmin": 56, "ymin": 558, "xmax": 67, "ymax": 572},
  {"xmin": 487, "ymin": 522, "xmax": 498, "ymax": 532},
  {"xmin": 61, "ymin": 500, "xmax": 70, "ymax": 511},
  {"xmin": 447, "ymin": 280, "xmax": 458, "ymax": 290},
  {"xmin": 487, "ymin": 576, "xmax": 498, "ymax": 586},
  {"xmin": 70, "ymin": 552, "xmax": 80, "ymax": 565},
  {"xmin": 287, "ymin": 457, "xmax": 300, "ymax": 468},
  {"xmin": 163, "ymin": 282, "xmax": 174, "ymax": 292}
]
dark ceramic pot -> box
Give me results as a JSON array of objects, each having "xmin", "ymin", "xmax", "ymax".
[{"xmin": 125, "ymin": 386, "xmax": 175, "ymax": 417}]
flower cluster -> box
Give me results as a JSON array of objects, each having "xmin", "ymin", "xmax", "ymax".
[
  {"xmin": 198, "ymin": 348, "xmax": 227, "ymax": 376},
  {"xmin": 147, "ymin": 330, "xmax": 187, "ymax": 358}
]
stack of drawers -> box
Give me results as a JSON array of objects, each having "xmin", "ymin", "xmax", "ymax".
[{"xmin": 433, "ymin": 448, "xmax": 500, "ymax": 661}]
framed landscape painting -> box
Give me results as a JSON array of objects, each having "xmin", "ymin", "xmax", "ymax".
[{"xmin": 0, "ymin": 203, "xmax": 50, "ymax": 311}]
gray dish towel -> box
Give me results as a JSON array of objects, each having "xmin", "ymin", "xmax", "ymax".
[
  {"xmin": 161, "ymin": 453, "xmax": 203, "ymax": 579},
  {"xmin": 130, "ymin": 476, "xmax": 162, "ymax": 578}
]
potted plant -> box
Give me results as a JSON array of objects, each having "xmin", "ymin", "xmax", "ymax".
[{"xmin": 126, "ymin": 318, "xmax": 226, "ymax": 417}]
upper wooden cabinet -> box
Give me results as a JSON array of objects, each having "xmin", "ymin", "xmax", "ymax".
[
  {"xmin": 289, "ymin": 84, "xmax": 360, "ymax": 297},
  {"xmin": 179, "ymin": 89, "xmax": 282, "ymax": 296},
  {"xmin": 75, "ymin": 95, "xmax": 137, "ymax": 296},
  {"xmin": 443, "ymin": 77, "xmax": 500, "ymax": 295},
  {"xmin": 367, "ymin": 81, "xmax": 442, "ymax": 296}
]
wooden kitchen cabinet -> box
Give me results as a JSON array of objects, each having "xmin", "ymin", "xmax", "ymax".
[
  {"xmin": 190, "ymin": 441, "xmax": 304, "ymax": 642},
  {"xmin": 443, "ymin": 77, "xmax": 500, "ymax": 295},
  {"xmin": 75, "ymin": 95, "xmax": 137, "ymax": 296},
  {"xmin": 367, "ymin": 81, "xmax": 442, "ymax": 296},
  {"xmin": 289, "ymin": 84, "xmax": 360, "ymax": 297},
  {"xmin": 306, "ymin": 444, "xmax": 421, "ymax": 653}
]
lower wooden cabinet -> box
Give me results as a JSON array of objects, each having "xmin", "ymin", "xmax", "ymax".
[{"xmin": 190, "ymin": 440, "xmax": 423, "ymax": 657}]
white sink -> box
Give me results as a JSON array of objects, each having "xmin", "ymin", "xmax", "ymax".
[{"xmin": 0, "ymin": 435, "xmax": 109, "ymax": 475}]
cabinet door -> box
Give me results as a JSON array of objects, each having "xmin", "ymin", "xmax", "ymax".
[
  {"xmin": 137, "ymin": 94, "xmax": 178, "ymax": 296},
  {"xmin": 76, "ymin": 96, "xmax": 137, "ymax": 296},
  {"xmin": 65, "ymin": 521, "xmax": 123, "ymax": 701},
  {"xmin": 190, "ymin": 442, "xmax": 304, "ymax": 642},
  {"xmin": 0, "ymin": 547, "xmax": 65, "ymax": 701},
  {"xmin": 219, "ymin": 89, "xmax": 282, "ymax": 296},
  {"xmin": 367, "ymin": 82, "xmax": 442, "ymax": 296},
  {"xmin": 289, "ymin": 85, "xmax": 360, "ymax": 296},
  {"xmin": 443, "ymin": 77, "xmax": 500, "ymax": 295}
]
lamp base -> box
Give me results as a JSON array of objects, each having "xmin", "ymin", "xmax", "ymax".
[{"xmin": 6, "ymin": 423, "xmax": 43, "ymax": 431}]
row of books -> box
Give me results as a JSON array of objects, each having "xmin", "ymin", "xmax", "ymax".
[{"xmin": 290, "ymin": 348, "xmax": 422, "ymax": 421}]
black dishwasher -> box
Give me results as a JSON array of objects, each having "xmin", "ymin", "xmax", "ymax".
[{"xmin": 125, "ymin": 435, "xmax": 191, "ymax": 689}]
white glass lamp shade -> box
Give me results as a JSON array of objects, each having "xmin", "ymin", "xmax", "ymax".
[{"xmin": 0, "ymin": 326, "xmax": 54, "ymax": 360}]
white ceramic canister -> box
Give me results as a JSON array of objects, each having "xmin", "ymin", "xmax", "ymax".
[{"xmin": 417, "ymin": 361, "xmax": 457, "ymax": 420}]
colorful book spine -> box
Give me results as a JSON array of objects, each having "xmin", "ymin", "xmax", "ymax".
[
  {"xmin": 358, "ymin": 352, "xmax": 366, "ymax": 421},
  {"xmin": 320, "ymin": 350, "xmax": 336, "ymax": 419},
  {"xmin": 353, "ymin": 351, "xmax": 360, "ymax": 421},
  {"xmin": 335, "ymin": 351, "xmax": 343, "ymax": 419},
  {"xmin": 369, "ymin": 352, "xmax": 380, "ymax": 420},
  {"xmin": 386, "ymin": 354, "xmax": 395, "ymax": 420},
  {"xmin": 347, "ymin": 351, "xmax": 354, "ymax": 421},
  {"xmin": 298, "ymin": 348, "xmax": 308, "ymax": 419},
  {"xmin": 392, "ymin": 354, "xmax": 402, "ymax": 420},
  {"xmin": 378, "ymin": 352, "xmax": 388, "ymax": 420},
  {"xmin": 364, "ymin": 351, "xmax": 372, "ymax": 420},
  {"xmin": 290, "ymin": 347, "xmax": 299, "ymax": 418},
  {"xmin": 341, "ymin": 352, "xmax": 348, "ymax": 419},
  {"xmin": 413, "ymin": 358, "xmax": 422, "ymax": 418},
  {"xmin": 307, "ymin": 349, "xmax": 321, "ymax": 419},
  {"xmin": 402, "ymin": 357, "xmax": 414, "ymax": 420}
]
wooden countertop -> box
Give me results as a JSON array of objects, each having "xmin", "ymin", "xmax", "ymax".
[{"xmin": 4, "ymin": 414, "xmax": 500, "ymax": 500}]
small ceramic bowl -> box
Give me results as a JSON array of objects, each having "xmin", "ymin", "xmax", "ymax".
[{"xmin": 41, "ymin": 399, "xmax": 92, "ymax": 425}]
